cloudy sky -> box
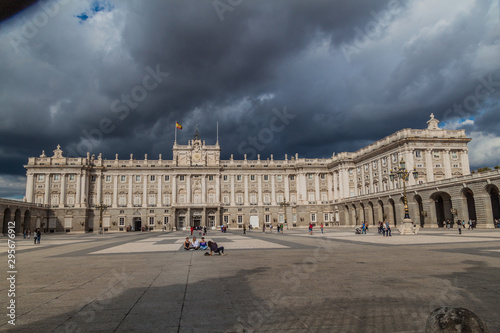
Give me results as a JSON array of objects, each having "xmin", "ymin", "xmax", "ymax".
[{"xmin": 0, "ymin": 0, "xmax": 499, "ymax": 199}]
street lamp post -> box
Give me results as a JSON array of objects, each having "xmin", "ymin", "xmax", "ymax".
[
  {"xmin": 96, "ymin": 202, "xmax": 108, "ymax": 234},
  {"xmin": 390, "ymin": 157, "xmax": 419, "ymax": 235},
  {"xmin": 280, "ymin": 198, "xmax": 290, "ymax": 230}
]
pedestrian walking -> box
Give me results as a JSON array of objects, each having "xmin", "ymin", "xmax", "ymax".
[
  {"xmin": 37, "ymin": 229, "xmax": 41, "ymax": 244},
  {"xmin": 361, "ymin": 221, "xmax": 366, "ymax": 234},
  {"xmin": 309, "ymin": 223, "xmax": 313, "ymax": 235},
  {"xmin": 384, "ymin": 221, "xmax": 392, "ymax": 237},
  {"xmin": 243, "ymin": 224, "xmax": 246, "ymax": 234},
  {"xmin": 320, "ymin": 223, "xmax": 324, "ymax": 234},
  {"xmin": 457, "ymin": 219, "xmax": 462, "ymax": 235}
]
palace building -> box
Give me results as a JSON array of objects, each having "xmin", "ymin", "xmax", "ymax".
[{"xmin": 21, "ymin": 114, "xmax": 477, "ymax": 232}]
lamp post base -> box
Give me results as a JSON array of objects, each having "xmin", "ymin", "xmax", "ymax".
[{"xmin": 399, "ymin": 218, "xmax": 419, "ymax": 235}]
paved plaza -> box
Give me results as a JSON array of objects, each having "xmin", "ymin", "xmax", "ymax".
[{"xmin": 2, "ymin": 227, "xmax": 500, "ymax": 332}]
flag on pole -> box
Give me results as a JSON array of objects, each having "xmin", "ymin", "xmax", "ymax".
[{"xmin": 176, "ymin": 122, "xmax": 183, "ymax": 129}]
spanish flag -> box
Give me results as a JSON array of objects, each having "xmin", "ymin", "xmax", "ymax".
[{"xmin": 176, "ymin": 122, "xmax": 183, "ymax": 129}]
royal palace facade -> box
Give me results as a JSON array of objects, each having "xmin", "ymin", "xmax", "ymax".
[{"xmin": 6, "ymin": 114, "xmax": 499, "ymax": 233}]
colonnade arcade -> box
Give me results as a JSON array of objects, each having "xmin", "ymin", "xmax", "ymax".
[{"xmin": 342, "ymin": 182, "xmax": 500, "ymax": 228}]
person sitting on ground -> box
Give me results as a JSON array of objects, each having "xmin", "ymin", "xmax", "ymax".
[
  {"xmin": 199, "ymin": 237, "xmax": 208, "ymax": 250},
  {"xmin": 191, "ymin": 237, "xmax": 200, "ymax": 250},
  {"xmin": 184, "ymin": 237, "xmax": 192, "ymax": 250},
  {"xmin": 207, "ymin": 240, "xmax": 225, "ymax": 256}
]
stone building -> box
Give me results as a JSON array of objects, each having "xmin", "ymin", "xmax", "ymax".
[{"xmin": 13, "ymin": 114, "xmax": 499, "ymax": 233}]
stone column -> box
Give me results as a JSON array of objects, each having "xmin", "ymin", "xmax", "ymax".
[
  {"xmin": 127, "ymin": 174, "xmax": 133, "ymax": 207},
  {"xmin": 333, "ymin": 171, "xmax": 338, "ymax": 201},
  {"xmin": 443, "ymin": 149, "xmax": 452, "ymax": 179},
  {"xmin": 82, "ymin": 171, "xmax": 89, "ymax": 207},
  {"xmin": 271, "ymin": 175, "xmax": 276, "ymax": 205},
  {"xmin": 405, "ymin": 148, "xmax": 416, "ymax": 186},
  {"xmin": 284, "ymin": 174, "xmax": 290, "ymax": 201},
  {"xmin": 215, "ymin": 174, "xmax": 220, "ymax": 203},
  {"xmin": 315, "ymin": 173, "xmax": 320, "ymax": 202},
  {"xmin": 113, "ymin": 175, "xmax": 118, "ymax": 208},
  {"xmin": 186, "ymin": 175, "xmax": 191, "ymax": 204},
  {"xmin": 76, "ymin": 173, "xmax": 81, "ymax": 207},
  {"xmin": 157, "ymin": 174, "xmax": 162, "ymax": 207},
  {"xmin": 44, "ymin": 173, "xmax": 50, "ymax": 205},
  {"xmin": 142, "ymin": 174, "xmax": 148, "ymax": 207},
  {"xmin": 172, "ymin": 174, "xmax": 177, "ymax": 204},
  {"xmin": 26, "ymin": 173, "xmax": 34, "ymax": 202},
  {"xmin": 96, "ymin": 173, "xmax": 102, "ymax": 205},
  {"xmin": 230, "ymin": 175, "xmax": 235, "ymax": 205},
  {"xmin": 378, "ymin": 160, "xmax": 383, "ymax": 192},
  {"xmin": 258, "ymin": 174, "xmax": 263, "ymax": 205},
  {"xmin": 425, "ymin": 149, "xmax": 434, "ymax": 182},
  {"xmin": 59, "ymin": 173, "xmax": 66, "ymax": 207},
  {"xmin": 299, "ymin": 173, "xmax": 307, "ymax": 204},
  {"xmin": 202, "ymin": 175, "xmax": 206, "ymax": 203},
  {"xmin": 244, "ymin": 175, "xmax": 249, "ymax": 205},
  {"xmin": 327, "ymin": 173, "xmax": 333, "ymax": 201},
  {"xmin": 461, "ymin": 149, "xmax": 471, "ymax": 175}
]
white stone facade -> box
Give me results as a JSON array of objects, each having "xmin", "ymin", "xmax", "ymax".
[{"xmin": 23, "ymin": 115, "xmax": 472, "ymax": 232}]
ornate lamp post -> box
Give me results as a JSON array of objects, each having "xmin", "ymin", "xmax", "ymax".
[
  {"xmin": 96, "ymin": 201, "xmax": 108, "ymax": 234},
  {"xmin": 280, "ymin": 198, "xmax": 290, "ymax": 230},
  {"xmin": 390, "ymin": 157, "xmax": 419, "ymax": 234}
]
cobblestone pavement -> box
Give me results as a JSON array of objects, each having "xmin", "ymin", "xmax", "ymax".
[{"xmin": 2, "ymin": 227, "xmax": 500, "ymax": 332}]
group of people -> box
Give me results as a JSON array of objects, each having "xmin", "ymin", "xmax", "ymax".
[
  {"xmin": 190, "ymin": 226, "xmax": 207, "ymax": 236},
  {"xmin": 183, "ymin": 236, "xmax": 225, "ymax": 256},
  {"xmin": 377, "ymin": 221, "xmax": 392, "ymax": 237},
  {"xmin": 23, "ymin": 229, "xmax": 42, "ymax": 243}
]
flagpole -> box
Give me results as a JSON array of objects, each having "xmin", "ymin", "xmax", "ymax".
[
  {"xmin": 175, "ymin": 121, "xmax": 177, "ymax": 144},
  {"xmin": 216, "ymin": 121, "xmax": 219, "ymax": 145}
]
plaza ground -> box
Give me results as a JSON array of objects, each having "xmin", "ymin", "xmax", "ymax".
[{"xmin": 1, "ymin": 227, "xmax": 500, "ymax": 332}]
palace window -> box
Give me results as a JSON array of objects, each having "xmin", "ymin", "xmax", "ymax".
[
  {"xmin": 349, "ymin": 169, "xmax": 353, "ymax": 175},
  {"xmin": 119, "ymin": 195, "xmax": 126, "ymax": 206},
  {"xmin": 164, "ymin": 216, "xmax": 169, "ymax": 224},
  {"xmin": 277, "ymin": 175, "xmax": 283, "ymax": 181},
  {"xmin": 104, "ymin": 195, "xmax": 112, "ymax": 206},
  {"xmin": 149, "ymin": 217, "xmax": 155, "ymax": 226},
  {"xmin": 223, "ymin": 175, "xmax": 228, "ymax": 181},
  {"xmin": 311, "ymin": 213, "xmax": 316, "ymax": 222},
  {"xmin": 451, "ymin": 151, "xmax": 458, "ymax": 159},
  {"xmin": 250, "ymin": 193, "xmax": 257, "ymax": 204},
  {"xmin": 290, "ymin": 194, "xmax": 296, "ymax": 203},
  {"xmin": 236, "ymin": 175, "xmax": 242, "ymax": 181},
  {"xmin": 91, "ymin": 175, "xmax": 96, "ymax": 182},
  {"xmin": 37, "ymin": 175, "xmax": 44, "ymax": 182},
  {"xmin": 135, "ymin": 175, "xmax": 141, "ymax": 182},
  {"xmin": 67, "ymin": 194, "xmax": 74, "ymax": 206},
  {"xmin": 164, "ymin": 175, "xmax": 170, "ymax": 181},
  {"xmin": 433, "ymin": 152, "xmax": 440, "ymax": 159},
  {"xmin": 208, "ymin": 175, "xmax": 214, "ymax": 181},
  {"xmin": 279, "ymin": 214, "xmax": 284, "ymax": 223},
  {"xmin": 178, "ymin": 194, "xmax": 185, "ymax": 203},
  {"xmin": 121, "ymin": 175, "xmax": 126, "ymax": 182},
  {"xmin": 237, "ymin": 215, "xmax": 243, "ymax": 224},
  {"xmin": 324, "ymin": 213, "xmax": 329, "ymax": 222},
  {"xmin": 320, "ymin": 174, "xmax": 326, "ymax": 180},
  {"xmin": 263, "ymin": 193, "xmax": 270, "ymax": 204},
  {"xmin": 415, "ymin": 150, "xmax": 422, "ymax": 158},
  {"xmin": 290, "ymin": 175, "xmax": 295, "ymax": 181},
  {"xmin": 179, "ymin": 175, "xmax": 185, "ymax": 181},
  {"xmin": 382, "ymin": 157, "xmax": 387, "ymax": 166},
  {"xmin": 223, "ymin": 215, "xmax": 229, "ymax": 224},
  {"xmin": 53, "ymin": 174, "xmax": 60, "ymax": 181},
  {"xmin": 223, "ymin": 195, "xmax": 229, "ymax": 204},
  {"xmin": 265, "ymin": 215, "xmax": 270, "ymax": 223},
  {"xmin": 453, "ymin": 164, "xmax": 460, "ymax": 168},
  {"xmin": 373, "ymin": 161, "xmax": 377, "ymax": 169},
  {"xmin": 133, "ymin": 195, "xmax": 141, "ymax": 206},
  {"xmin": 364, "ymin": 165, "xmax": 368, "ymax": 172},
  {"xmin": 307, "ymin": 174, "xmax": 313, "ymax": 180},
  {"xmin": 106, "ymin": 175, "xmax": 111, "ymax": 182},
  {"xmin": 321, "ymin": 192, "xmax": 328, "ymax": 202},
  {"xmin": 236, "ymin": 193, "xmax": 243, "ymax": 204},
  {"xmin": 308, "ymin": 192, "xmax": 315, "ymax": 202},
  {"xmin": 150, "ymin": 175, "xmax": 156, "ymax": 182},
  {"xmin": 208, "ymin": 193, "xmax": 215, "ymax": 203},
  {"xmin": 119, "ymin": 217, "xmax": 125, "ymax": 226},
  {"xmin": 264, "ymin": 175, "xmax": 269, "ymax": 181},
  {"xmin": 69, "ymin": 174, "xmax": 75, "ymax": 181},
  {"xmin": 148, "ymin": 195, "xmax": 156, "ymax": 206},
  {"xmin": 163, "ymin": 195, "xmax": 171, "ymax": 206},
  {"xmin": 250, "ymin": 175, "xmax": 255, "ymax": 181},
  {"xmin": 277, "ymin": 194, "xmax": 284, "ymax": 203}
]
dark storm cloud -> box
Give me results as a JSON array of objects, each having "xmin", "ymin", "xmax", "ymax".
[{"xmin": 0, "ymin": 0, "xmax": 499, "ymax": 198}]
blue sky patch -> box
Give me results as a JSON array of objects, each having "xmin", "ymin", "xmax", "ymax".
[{"xmin": 76, "ymin": 0, "xmax": 114, "ymax": 23}]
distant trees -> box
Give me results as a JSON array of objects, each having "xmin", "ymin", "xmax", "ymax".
[{"xmin": 471, "ymin": 166, "xmax": 499, "ymax": 174}]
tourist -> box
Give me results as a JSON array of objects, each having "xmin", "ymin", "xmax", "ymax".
[
  {"xmin": 184, "ymin": 237, "xmax": 192, "ymax": 250},
  {"xmin": 384, "ymin": 221, "xmax": 391, "ymax": 237},
  {"xmin": 208, "ymin": 240, "xmax": 225, "ymax": 256},
  {"xmin": 270, "ymin": 224, "xmax": 273, "ymax": 233},
  {"xmin": 191, "ymin": 237, "xmax": 200, "ymax": 250},
  {"xmin": 378, "ymin": 221, "xmax": 384, "ymax": 234},
  {"xmin": 457, "ymin": 219, "xmax": 462, "ymax": 235},
  {"xmin": 27, "ymin": 230, "xmax": 30, "ymax": 239},
  {"xmin": 36, "ymin": 229, "xmax": 41, "ymax": 244},
  {"xmin": 199, "ymin": 237, "xmax": 208, "ymax": 250},
  {"xmin": 309, "ymin": 223, "xmax": 313, "ymax": 235},
  {"xmin": 262, "ymin": 225, "xmax": 266, "ymax": 233},
  {"xmin": 34, "ymin": 229, "xmax": 38, "ymax": 244},
  {"xmin": 204, "ymin": 226, "xmax": 207, "ymax": 235},
  {"xmin": 361, "ymin": 221, "xmax": 366, "ymax": 234},
  {"xmin": 468, "ymin": 219, "xmax": 473, "ymax": 230},
  {"xmin": 320, "ymin": 223, "xmax": 324, "ymax": 234},
  {"xmin": 243, "ymin": 224, "xmax": 246, "ymax": 234}
]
